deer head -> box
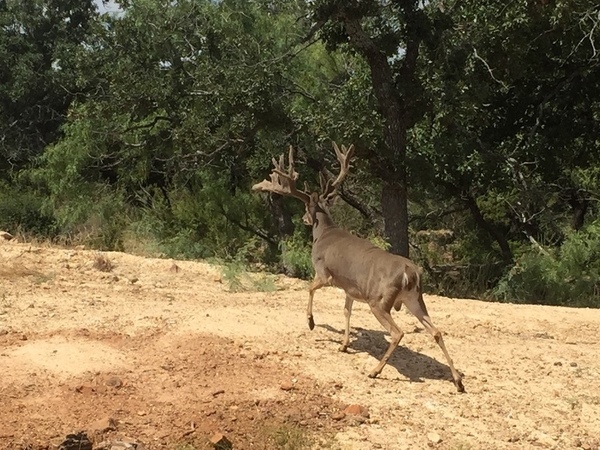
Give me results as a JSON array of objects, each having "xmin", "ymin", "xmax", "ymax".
[{"xmin": 252, "ymin": 142, "xmax": 355, "ymax": 226}]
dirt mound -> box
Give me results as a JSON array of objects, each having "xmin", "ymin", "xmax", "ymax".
[{"xmin": 2, "ymin": 240, "xmax": 600, "ymax": 449}]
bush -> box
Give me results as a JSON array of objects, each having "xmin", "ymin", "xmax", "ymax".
[
  {"xmin": 280, "ymin": 230, "xmax": 313, "ymax": 279},
  {"xmin": 493, "ymin": 221, "xmax": 600, "ymax": 307},
  {"xmin": 0, "ymin": 183, "xmax": 57, "ymax": 237}
]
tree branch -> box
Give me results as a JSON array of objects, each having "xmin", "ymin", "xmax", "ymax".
[{"xmin": 218, "ymin": 205, "xmax": 276, "ymax": 246}]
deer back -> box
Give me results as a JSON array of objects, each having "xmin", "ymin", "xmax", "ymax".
[{"xmin": 312, "ymin": 225, "xmax": 420, "ymax": 302}]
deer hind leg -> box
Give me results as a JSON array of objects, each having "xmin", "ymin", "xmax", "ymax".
[
  {"xmin": 307, "ymin": 274, "xmax": 330, "ymax": 330},
  {"xmin": 339, "ymin": 295, "xmax": 354, "ymax": 352},
  {"xmin": 403, "ymin": 292, "xmax": 465, "ymax": 393},
  {"xmin": 367, "ymin": 299, "xmax": 405, "ymax": 378}
]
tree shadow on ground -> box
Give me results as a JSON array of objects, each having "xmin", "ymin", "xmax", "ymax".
[{"xmin": 315, "ymin": 323, "xmax": 454, "ymax": 384}]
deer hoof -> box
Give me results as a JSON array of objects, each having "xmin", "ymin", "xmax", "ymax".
[
  {"xmin": 307, "ymin": 316, "xmax": 315, "ymax": 330},
  {"xmin": 455, "ymin": 378, "xmax": 465, "ymax": 393},
  {"xmin": 338, "ymin": 344, "xmax": 348, "ymax": 353},
  {"xmin": 367, "ymin": 371, "xmax": 380, "ymax": 379}
]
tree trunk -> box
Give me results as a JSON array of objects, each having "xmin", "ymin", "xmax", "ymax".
[
  {"xmin": 340, "ymin": 13, "xmax": 416, "ymax": 257},
  {"xmin": 569, "ymin": 190, "xmax": 588, "ymax": 231},
  {"xmin": 381, "ymin": 180, "xmax": 409, "ymax": 256},
  {"xmin": 269, "ymin": 195, "xmax": 295, "ymax": 238}
]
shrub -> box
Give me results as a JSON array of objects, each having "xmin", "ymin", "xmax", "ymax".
[
  {"xmin": 0, "ymin": 183, "xmax": 57, "ymax": 237},
  {"xmin": 493, "ymin": 221, "xmax": 600, "ymax": 307},
  {"xmin": 280, "ymin": 231, "xmax": 313, "ymax": 279}
]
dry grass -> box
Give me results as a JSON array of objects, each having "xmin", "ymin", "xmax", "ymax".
[{"xmin": 92, "ymin": 253, "xmax": 113, "ymax": 272}]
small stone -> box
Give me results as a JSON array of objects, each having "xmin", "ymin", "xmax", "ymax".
[
  {"xmin": 212, "ymin": 389, "xmax": 225, "ymax": 397},
  {"xmin": 343, "ymin": 404, "xmax": 370, "ymax": 418},
  {"xmin": 169, "ymin": 263, "xmax": 180, "ymax": 273},
  {"xmin": 209, "ymin": 433, "xmax": 232, "ymax": 450},
  {"xmin": 105, "ymin": 376, "xmax": 123, "ymax": 388},
  {"xmin": 280, "ymin": 381, "xmax": 294, "ymax": 391},
  {"xmin": 331, "ymin": 412, "xmax": 345, "ymax": 421},
  {"xmin": 87, "ymin": 416, "xmax": 117, "ymax": 433},
  {"xmin": 570, "ymin": 362, "xmax": 578, "ymax": 367},
  {"xmin": 129, "ymin": 277, "xmax": 138, "ymax": 284},
  {"xmin": 554, "ymin": 361, "xmax": 563, "ymax": 366},
  {"xmin": 427, "ymin": 432, "xmax": 442, "ymax": 444}
]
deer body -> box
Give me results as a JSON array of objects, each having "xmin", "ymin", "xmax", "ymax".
[
  {"xmin": 310, "ymin": 212, "xmax": 414, "ymax": 305},
  {"xmin": 253, "ymin": 143, "xmax": 464, "ymax": 392}
]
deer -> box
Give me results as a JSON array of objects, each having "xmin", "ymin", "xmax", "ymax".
[{"xmin": 252, "ymin": 143, "xmax": 464, "ymax": 393}]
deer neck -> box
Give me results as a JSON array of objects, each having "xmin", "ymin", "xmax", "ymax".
[{"xmin": 311, "ymin": 209, "xmax": 335, "ymax": 242}]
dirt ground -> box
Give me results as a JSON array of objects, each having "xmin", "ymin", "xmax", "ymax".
[{"xmin": 1, "ymin": 238, "xmax": 600, "ymax": 450}]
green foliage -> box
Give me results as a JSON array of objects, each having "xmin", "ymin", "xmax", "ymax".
[
  {"xmin": 494, "ymin": 221, "xmax": 600, "ymax": 307},
  {"xmin": 2, "ymin": 0, "xmax": 600, "ymax": 308},
  {"xmin": 218, "ymin": 259, "xmax": 278, "ymax": 293},
  {"xmin": 0, "ymin": 0, "xmax": 98, "ymax": 177},
  {"xmin": 0, "ymin": 182, "xmax": 57, "ymax": 237},
  {"xmin": 280, "ymin": 230, "xmax": 314, "ymax": 280}
]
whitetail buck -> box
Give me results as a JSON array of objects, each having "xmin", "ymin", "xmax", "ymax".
[{"xmin": 252, "ymin": 143, "xmax": 464, "ymax": 392}]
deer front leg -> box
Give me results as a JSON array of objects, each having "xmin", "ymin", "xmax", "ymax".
[
  {"xmin": 307, "ymin": 275, "xmax": 329, "ymax": 330},
  {"xmin": 339, "ymin": 295, "xmax": 354, "ymax": 352}
]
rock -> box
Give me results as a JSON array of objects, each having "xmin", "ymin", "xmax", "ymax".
[
  {"xmin": 87, "ymin": 416, "xmax": 117, "ymax": 433},
  {"xmin": 343, "ymin": 404, "xmax": 370, "ymax": 418},
  {"xmin": 209, "ymin": 433, "xmax": 232, "ymax": 450},
  {"xmin": 58, "ymin": 432, "xmax": 93, "ymax": 450},
  {"xmin": 105, "ymin": 376, "xmax": 123, "ymax": 388},
  {"xmin": 96, "ymin": 440, "xmax": 145, "ymax": 450},
  {"xmin": 0, "ymin": 231, "xmax": 14, "ymax": 240},
  {"xmin": 280, "ymin": 381, "xmax": 294, "ymax": 391},
  {"xmin": 570, "ymin": 362, "xmax": 578, "ymax": 367},
  {"xmin": 331, "ymin": 412, "xmax": 345, "ymax": 421},
  {"xmin": 107, "ymin": 442, "xmax": 135, "ymax": 449},
  {"xmin": 427, "ymin": 432, "xmax": 442, "ymax": 444},
  {"xmin": 169, "ymin": 262, "xmax": 180, "ymax": 273}
]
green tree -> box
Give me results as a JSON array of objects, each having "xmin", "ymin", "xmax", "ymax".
[{"xmin": 0, "ymin": 0, "xmax": 98, "ymax": 178}]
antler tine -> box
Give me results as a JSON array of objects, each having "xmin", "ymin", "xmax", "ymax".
[
  {"xmin": 251, "ymin": 146, "xmax": 310, "ymax": 203},
  {"xmin": 331, "ymin": 142, "xmax": 354, "ymax": 188},
  {"xmin": 288, "ymin": 145, "xmax": 295, "ymax": 176},
  {"xmin": 321, "ymin": 142, "xmax": 355, "ymax": 200}
]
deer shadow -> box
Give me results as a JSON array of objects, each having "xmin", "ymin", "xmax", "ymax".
[{"xmin": 316, "ymin": 323, "xmax": 454, "ymax": 384}]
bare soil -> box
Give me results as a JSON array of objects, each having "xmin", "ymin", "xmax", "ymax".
[{"xmin": 1, "ymin": 239, "xmax": 600, "ymax": 450}]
